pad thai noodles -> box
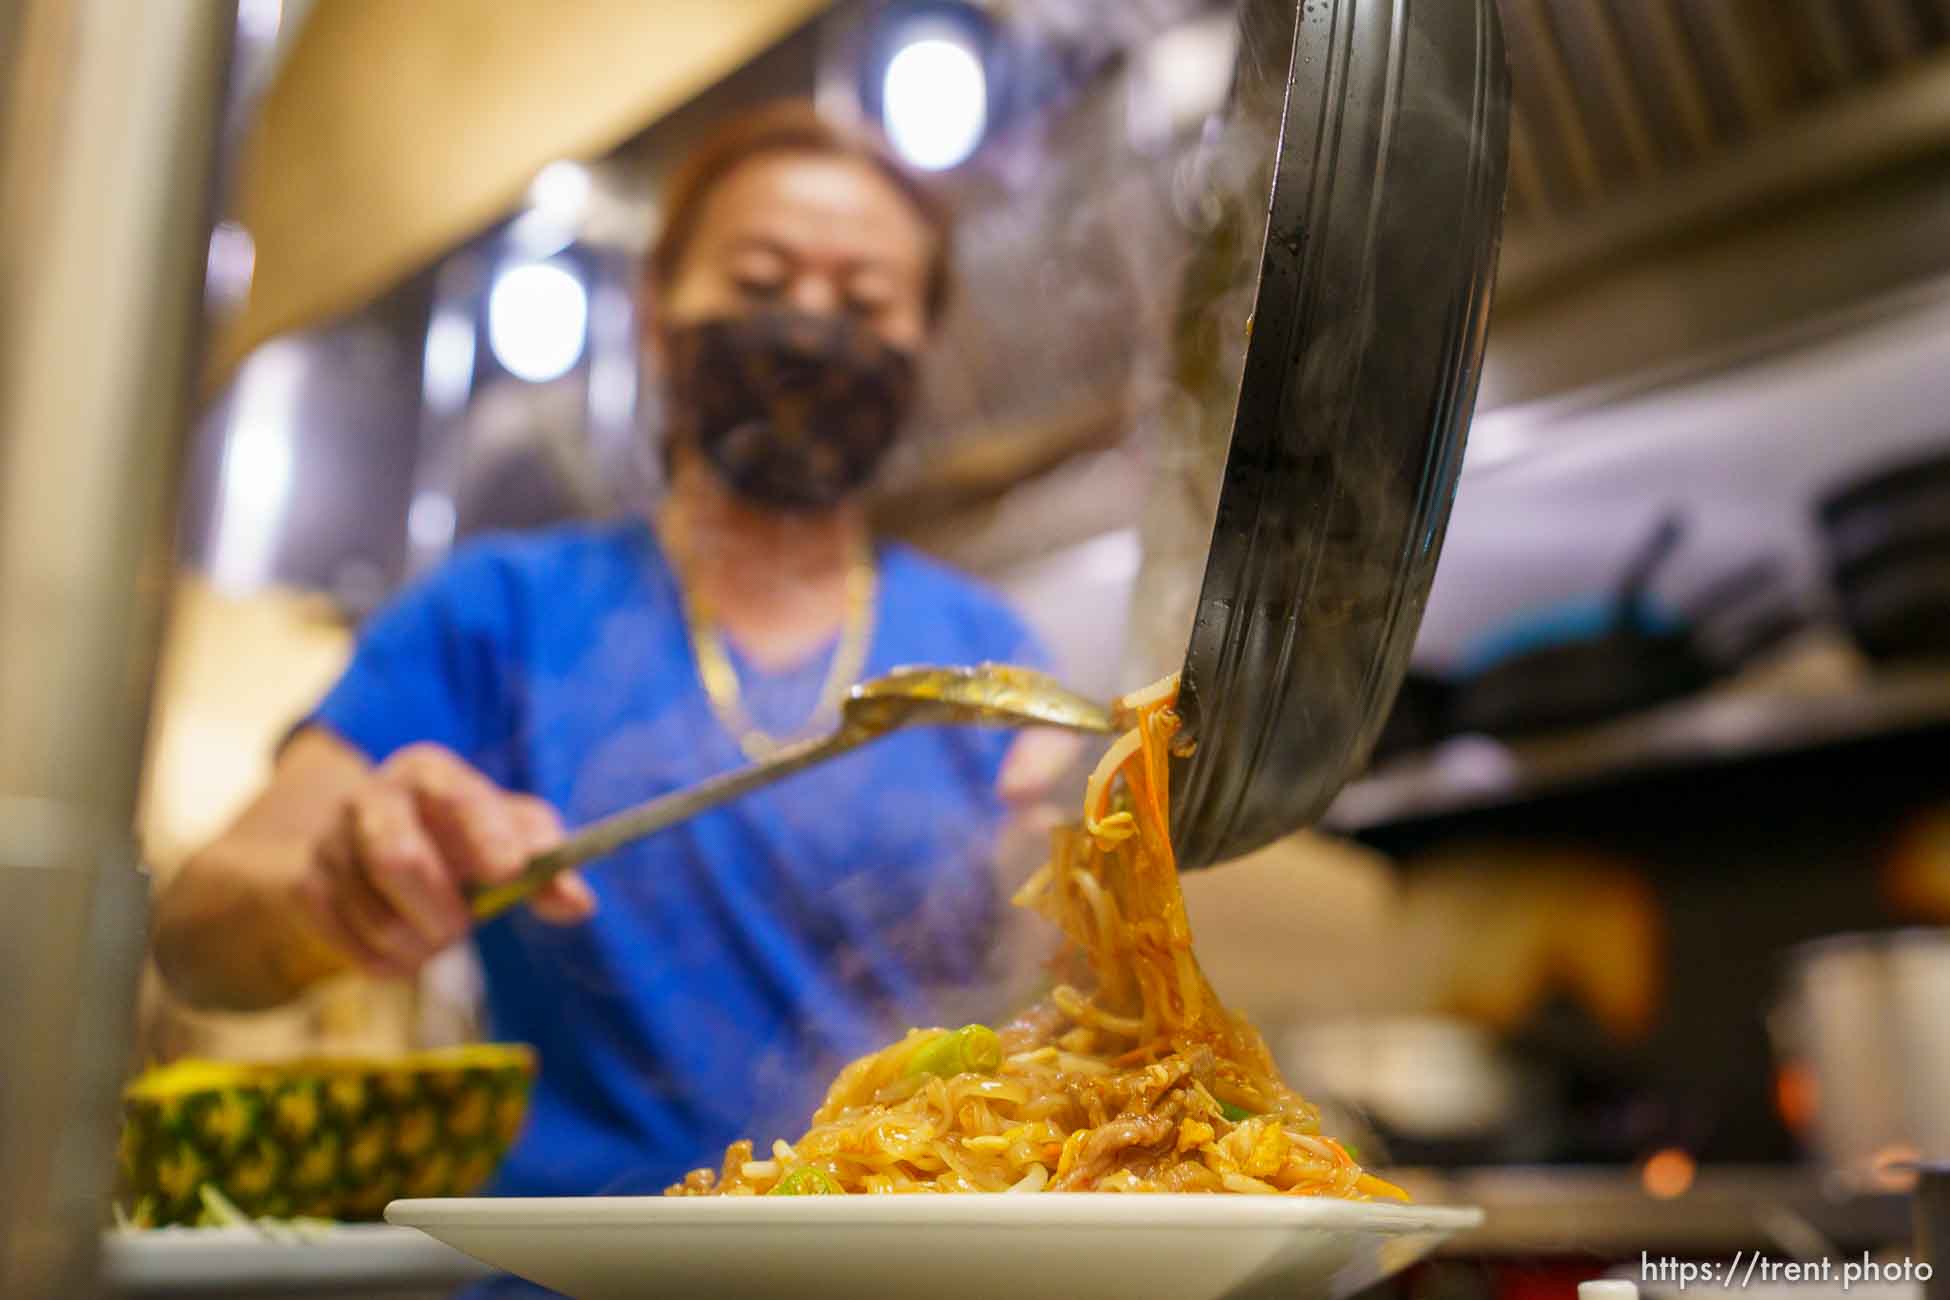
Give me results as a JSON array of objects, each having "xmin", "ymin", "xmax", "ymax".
[{"xmin": 668, "ymin": 675, "xmax": 1403, "ymax": 1198}]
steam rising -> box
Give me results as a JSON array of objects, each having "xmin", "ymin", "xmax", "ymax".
[
  {"xmin": 1124, "ymin": 0, "xmax": 1285, "ymax": 690},
  {"xmin": 1124, "ymin": 0, "xmax": 1496, "ymax": 850},
  {"xmin": 485, "ymin": 0, "xmax": 1498, "ymax": 1190}
]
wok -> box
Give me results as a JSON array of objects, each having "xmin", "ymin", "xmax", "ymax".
[{"xmin": 1170, "ymin": 0, "xmax": 1510, "ymax": 867}]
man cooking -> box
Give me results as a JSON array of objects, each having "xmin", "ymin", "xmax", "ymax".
[{"xmin": 153, "ymin": 100, "xmax": 1069, "ymax": 1200}]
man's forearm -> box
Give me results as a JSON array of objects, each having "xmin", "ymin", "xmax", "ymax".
[{"xmin": 152, "ymin": 838, "xmax": 353, "ymax": 1012}]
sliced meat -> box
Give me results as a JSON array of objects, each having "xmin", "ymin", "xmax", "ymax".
[
  {"xmin": 1181, "ymin": 1043, "xmax": 1217, "ymax": 1090},
  {"xmin": 1155, "ymin": 1158, "xmax": 1224, "ymax": 1192},
  {"xmin": 1091, "ymin": 1056, "xmax": 1190, "ymax": 1116},
  {"xmin": 1051, "ymin": 1114, "xmax": 1176, "ymax": 1190}
]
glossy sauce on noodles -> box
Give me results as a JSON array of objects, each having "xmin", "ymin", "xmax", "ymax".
[{"xmin": 668, "ymin": 676, "xmax": 1405, "ymax": 1198}]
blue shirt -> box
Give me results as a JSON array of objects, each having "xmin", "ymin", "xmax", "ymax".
[{"xmin": 309, "ymin": 518, "xmax": 1046, "ymax": 1196}]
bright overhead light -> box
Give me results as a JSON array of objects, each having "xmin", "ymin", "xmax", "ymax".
[
  {"xmin": 506, "ymin": 210, "xmax": 575, "ymax": 261},
  {"xmin": 1131, "ymin": 14, "xmax": 1240, "ymax": 146},
  {"xmin": 527, "ymin": 160, "xmax": 591, "ymax": 220},
  {"xmin": 487, "ymin": 260, "xmax": 587, "ymax": 383},
  {"xmin": 211, "ymin": 340, "xmax": 304, "ymax": 592},
  {"xmin": 512, "ymin": 160, "xmax": 591, "ymax": 258},
  {"xmin": 882, "ymin": 33, "xmax": 988, "ymax": 171}
]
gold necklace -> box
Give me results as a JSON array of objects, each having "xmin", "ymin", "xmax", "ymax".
[{"xmin": 675, "ymin": 527, "xmax": 877, "ymax": 762}]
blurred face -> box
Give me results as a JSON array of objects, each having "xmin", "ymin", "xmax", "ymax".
[
  {"xmin": 653, "ymin": 151, "xmax": 938, "ymax": 513},
  {"xmin": 660, "ymin": 150, "xmax": 935, "ymax": 350}
]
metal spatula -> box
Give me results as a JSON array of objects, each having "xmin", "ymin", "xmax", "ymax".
[{"xmin": 467, "ymin": 664, "xmax": 1112, "ymax": 922}]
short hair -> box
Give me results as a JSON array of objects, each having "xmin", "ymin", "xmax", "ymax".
[{"xmin": 645, "ymin": 100, "xmax": 954, "ymax": 324}]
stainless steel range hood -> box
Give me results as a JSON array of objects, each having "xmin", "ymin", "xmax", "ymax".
[{"xmin": 0, "ymin": 2, "xmax": 231, "ymax": 1293}]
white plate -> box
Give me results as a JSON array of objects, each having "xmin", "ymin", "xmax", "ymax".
[
  {"xmin": 387, "ymin": 1193, "xmax": 1483, "ymax": 1300},
  {"xmin": 100, "ymin": 1223, "xmax": 490, "ymax": 1295}
]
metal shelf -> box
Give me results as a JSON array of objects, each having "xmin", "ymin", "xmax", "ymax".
[
  {"xmin": 1327, "ymin": 668, "xmax": 1950, "ymax": 832},
  {"xmin": 1401, "ymin": 1164, "xmax": 1911, "ymax": 1256}
]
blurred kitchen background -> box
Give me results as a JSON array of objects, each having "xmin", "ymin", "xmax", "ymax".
[{"xmin": 23, "ymin": 0, "xmax": 1950, "ymax": 1292}]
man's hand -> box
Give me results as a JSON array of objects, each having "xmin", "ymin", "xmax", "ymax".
[{"xmin": 294, "ymin": 743, "xmax": 596, "ymax": 977}]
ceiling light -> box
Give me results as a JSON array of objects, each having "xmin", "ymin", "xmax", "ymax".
[
  {"xmin": 879, "ymin": 20, "xmax": 990, "ymax": 171},
  {"xmin": 486, "ymin": 260, "xmax": 587, "ymax": 383}
]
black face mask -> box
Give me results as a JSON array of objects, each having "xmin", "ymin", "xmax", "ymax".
[{"xmin": 662, "ymin": 309, "xmax": 919, "ymax": 512}]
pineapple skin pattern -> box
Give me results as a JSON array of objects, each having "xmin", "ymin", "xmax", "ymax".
[{"xmin": 118, "ymin": 1045, "xmax": 534, "ymax": 1226}]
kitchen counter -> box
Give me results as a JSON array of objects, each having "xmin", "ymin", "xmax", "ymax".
[
  {"xmin": 100, "ymin": 1167, "xmax": 1915, "ymax": 1293},
  {"xmin": 1398, "ymin": 1165, "xmax": 1913, "ymax": 1256},
  {"xmin": 1330, "ymin": 667, "xmax": 1950, "ymax": 831}
]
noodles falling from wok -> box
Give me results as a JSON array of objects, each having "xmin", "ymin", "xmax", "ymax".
[{"xmin": 668, "ymin": 675, "xmax": 1404, "ymax": 1198}]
